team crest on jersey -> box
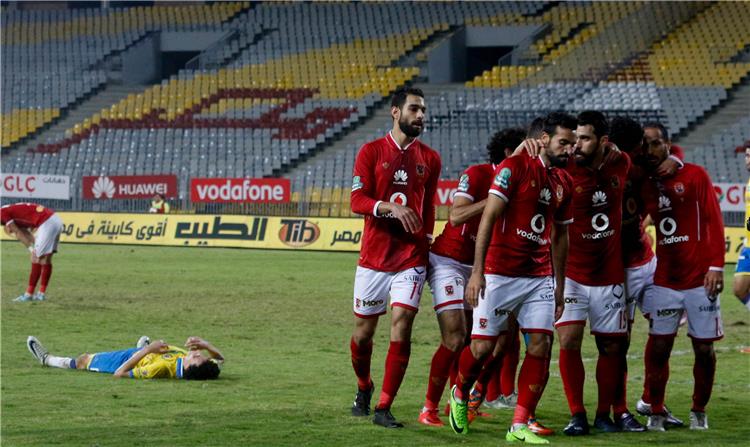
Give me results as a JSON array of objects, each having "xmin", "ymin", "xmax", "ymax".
[
  {"xmin": 479, "ymin": 318, "xmax": 488, "ymax": 329},
  {"xmin": 556, "ymin": 185, "xmax": 564, "ymax": 201},
  {"xmin": 575, "ymin": 186, "xmax": 583, "ymax": 194},
  {"xmin": 382, "ymin": 162, "xmax": 390, "ymax": 169},
  {"xmin": 445, "ymin": 285, "xmax": 454, "ymax": 296},
  {"xmin": 538, "ymin": 188, "xmax": 551, "ymax": 205},
  {"xmin": 36, "ymin": 205, "xmax": 45, "ymax": 212},
  {"xmin": 352, "ymin": 176, "xmax": 363, "ymax": 191},
  {"xmin": 458, "ymin": 174, "xmax": 470, "ymax": 192},
  {"xmin": 674, "ymin": 182, "xmax": 685, "ymax": 195},
  {"xmin": 610, "ymin": 176, "xmax": 620, "ymax": 189},
  {"xmin": 416, "ymin": 164, "xmax": 425, "ymax": 176},
  {"xmin": 531, "ymin": 180, "xmax": 536, "ymax": 188},
  {"xmin": 494, "ymin": 167, "xmax": 511, "ymax": 189}
]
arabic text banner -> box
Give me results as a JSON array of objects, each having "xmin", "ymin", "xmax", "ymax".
[
  {"xmin": 0, "ymin": 213, "xmax": 741, "ymax": 263},
  {"xmin": 1, "ymin": 174, "xmax": 70, "ymax": 200}
]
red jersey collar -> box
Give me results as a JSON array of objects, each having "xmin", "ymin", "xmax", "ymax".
[{"xmin": 387, "ymin": 131, "xmax": 418, "ymax": 152}]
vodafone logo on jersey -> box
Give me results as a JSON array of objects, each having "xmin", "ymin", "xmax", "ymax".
[
  {"xmin": 82, "ymin": 175, "xmax": 177, "ymax": 199},
  {"xmin": 191, "ymin": 178, "xmax": 290, "ymax": 203}
]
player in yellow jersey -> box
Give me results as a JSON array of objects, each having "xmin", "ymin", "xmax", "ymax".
[
  {"xmin": 733, "ymin": 146, "xmax": 750, "ymax": 314},
  {"xmin": 26, "ymin": 335, "xmax": 223, "ymax": 380}
]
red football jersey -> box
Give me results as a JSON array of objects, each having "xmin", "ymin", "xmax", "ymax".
[
  {"xmin": 431, "ymin": 163, "xmax": 495, "ymax": 265},
  {"xmin": 485, "ymin": 153, "xmax": 574, "ymax": 277},
  {"xmin": 0, "ymin": 203, "xmax": 54, "ymax": 228},
  {"xmin": 642, "ymin": 163, "xmax": 725, "ymax": 290},
  {"xmin": 621, "ymin": 145, "xmax": 684, "ymax": 268},
  {"xmin": 565, "ymin": 152, "xmax": 630, "ymax": 286},
  {"xmin": 350, "ymin": 132, "xmax": 441, "ymax": 272}
]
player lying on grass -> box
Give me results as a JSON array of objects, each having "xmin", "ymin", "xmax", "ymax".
[{"xmin": 26, "ymin": 335, "xmax": 223, "ymax": 380}]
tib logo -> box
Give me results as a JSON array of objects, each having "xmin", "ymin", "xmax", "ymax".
[
  {"xmin": 658, "ymin": 195, "xmax": 672, "ymax": 211},
  {"xmin": 92, "ymin": 176, "xmax": 116, "ymax": 198},
  {"xmin": 539, "ymin": 188, "xmax": 551, "ymax": 205},
  {"xmin": 393, "ymin": 170, "xmax": 408, "ymax": 185},
  {"xmin": 592, "ymin": 191, "xmax": 607, "ymax": 206},
  {"xmin": 279, "ymin": 219, "xmax": 320, "ymax": 247}
]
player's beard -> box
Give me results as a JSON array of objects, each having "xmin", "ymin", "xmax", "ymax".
[
  {"xmin": 399, "ymin": 117, "xmax": 422, "ymax": 138},
  {"xmin": 547, "ymin": 153, "xmax": 568, "ymax": 168}
]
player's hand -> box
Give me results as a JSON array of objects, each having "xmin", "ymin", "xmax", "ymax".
[
  {"xmin": 146, "ymin": 340, "xmax": 169, "ymax": 354},
  {"xmin": 387, "ymin": 203, "xmax": 423, "ymax": 233},
  {"xmin": 703, "ymin": 270, "xmax": 723, "ymax": 297},
  {"xmin": 656, "ymin": 157, "xmax": 679, "ymax": 177},
  {"xmin": 602, "ymin": 142, "xmax": 622, "ymax": 166},
  {"xmin": 554, "ymin": 287, "xmax": 565, "ymax": 321},
  {"xmin": 464, "ymin": 272, "xmax": 485, "ymax": 308},
  {"xmin": 185, "ymin": 336, "xmax": 207, "ymax": 350},
  {"xmin": 30, "ymin": 250, "xmax": 39, "ymax": 263},
  {"xmin": 512, "ymin": 138, "xmax": 544, "ymax": 158}
]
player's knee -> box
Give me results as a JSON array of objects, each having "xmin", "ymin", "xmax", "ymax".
[
  {"xmin": 558, "ymin": 329, "xmax": 583, "ymax": 350},
  {"xmin": 75, "ymin": 354, "xmax": 90, "ymax": 369},
  {"xmin": 732, "ymin": 279, "xmax": 750, "ymax": 300},
  {"xmin": 443, "ymin": 329, "xmax": 466, "ymax": 352},
  {"xmin": 649, "ymin": 336, "xmax": 674, "ymax": 360},
  {"xmin": 692, "ymin": 341, "xmax": 714, "ymax": 359},
  {"xmin": 470, "ymin": 338, "xmax": 494, "ymax": 359},
  {"xmin": 595, "ymin": 336, "xmax": 623, "ymax": 356},
  {"xmin": 526, "ymin": 335, "xmax": 550, "ymax": 358}
]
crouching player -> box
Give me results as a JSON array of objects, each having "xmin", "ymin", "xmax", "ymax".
[{"xmin": 26, "ymin": 335, "xmax": 223, "ymax": 380}]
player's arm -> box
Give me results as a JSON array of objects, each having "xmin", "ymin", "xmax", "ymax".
[
  {"xmin": 113, "ymin": 341, "xmax": 169, "ymax": 378},
  {"xmin": 551, "ymin": 222, "xmax": 569, "ymax": 321},
  {"xmin": 657, "ymin": 144, "xmax": 685, "ymax": 177},
  {"xmin": 449, "ymin": 196, "xmax": 486, "ymax": 226},
  {"xmin": 421, "ymin": 153, "xmax": 441, "ymax": 240},
  {"xmin": 185, "ymin": 337, "xmax": 224, "ymax": 363},
  {"xmin": 699, "ymin": 171, "xmax": 726, "ymax": 295},
  {"xmin": 6, "ymin": 222, "xmax": 35, "ymax": 249},
  {"xmin": 465, "ymin": 193, "xmax": 507, "ymax": 307}
]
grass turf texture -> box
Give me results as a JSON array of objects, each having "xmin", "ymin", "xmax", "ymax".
[{"xmin": 2, "ymin": 241, "xmax": 750, "ymax": 446}]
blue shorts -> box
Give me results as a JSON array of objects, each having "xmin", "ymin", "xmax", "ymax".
[
  {"xmin": 88, "ymin": 348, "xmax": 140, "ymax": 374},
  {"xmin": 736, "ymin": 247, "xmax": 750, "ymax": 275}
]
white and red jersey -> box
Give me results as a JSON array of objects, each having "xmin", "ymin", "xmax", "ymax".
[
  {"xmin": 642, "ymin": 163, "xmax": 725, "ymax": 290},
  {"xmin": 0, "ymin": 203, "xmax": 54, "ymax": 228},
  {"xmin": 351, "ymin": 132, "xmax": 441, "ymax": 272},
  {"xmin": 621, "ymin": 145, "xmax": 684, "ymax": 268},
  {"xmin": 485, "ymin": 152, "xmax": 574, "ymax": 277},
  {"xmin": 565, "ymin": 152, "xmax": 630, "ymax": 286},
  {"xmin": 431, "ymin": 163, "xmax": 495, "ymax": 265}
]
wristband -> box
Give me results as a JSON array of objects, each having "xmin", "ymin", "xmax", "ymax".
[{"xmin": 28, "ymin": 246, "xmax": 34, "ymax": 253}]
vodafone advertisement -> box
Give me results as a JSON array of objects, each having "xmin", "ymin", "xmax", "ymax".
[
  {"xmin": 191, "ymin": 178, "xmax": 290, "ymax": 203},
  {"xmin": 436, "ymin": 180, "xmax": 458, "ymax": 206},
  {"xmin": 1, "ymin": 174, "xmax": 70, "ymax": 200},
  {"xmin": 82, "ymin": 175, "xmax": 177, "ymax": 199},
  {"xmin": 714, "ymin": 182, "xmax": 746, "ymax": 212}
]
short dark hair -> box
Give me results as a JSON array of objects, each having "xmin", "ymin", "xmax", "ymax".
[
  {"xmin": 577, "ymin": 110, "xmax": 609, "ymax": 138},
  {"xmin": 487, "ymin": 127, "xmax": 526, "ymax": 164},
  {"xmin": 183, "ymin": 360, "xmax": 221, "ymax": 380},
  {"xmin": 609, "ymin": 117, "xmax": 644, "ymax": 152},
  {"xmin": 527, "ymin": 117, "xmax": 544, "ymax": 139},
  {"xmin": 542, "ymin": 112, "xmax": 577, "ymax": 137},
  {"xmin": 391, "ymin": 87, "xmax": 424, "ymax": 109},
  {"xmin": 643, "ymin": 121, "xmax": 670, "ymax": 142}
]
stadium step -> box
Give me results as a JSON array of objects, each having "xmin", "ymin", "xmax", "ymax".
[{"xmin": 675, "ymin": 80, "xmax": 750, "ymax": 148}]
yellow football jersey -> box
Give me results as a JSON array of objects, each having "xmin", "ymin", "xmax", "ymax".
[
  {"xmin": 745, "ymin": 177, "xmax": 750, "ymax": 244},
  {"xmin": 131, "ymin": 345, "xmax": 187, "ymax": 379}
]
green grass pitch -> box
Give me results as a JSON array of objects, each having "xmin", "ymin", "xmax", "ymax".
[{"xmin": 2, "ymin": 242, "xmax": 749, "ymax": 446}]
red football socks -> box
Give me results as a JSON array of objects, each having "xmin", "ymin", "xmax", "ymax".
[
  {"xmin": 350, "ymin": 338, "xmax": 373, "ymax": 391},
  {"xmin": 26, "ymin": 262, "xmax": 42, "ymax": 295},
  {"xmin": 645, "ymin": 335, "xmax": 673, "ymax": 414},
  {"xmin": 377, "ymin": 340, "xmax": 411, "ymax": 409},
  {"xmin": 691, "ymin": 349, "xmax": 716, "ymax": 412},
  {"xmin": 559, "ymin": 348, "xmax": 586, "ymax": 415},
  {"xmin": 474, "ymin": 353, "xmax": 500, "ymax": 396},
  {"xmin": 39, "ymin": 263, "xmax": 53, "ymax": 293},
  {"xmin": 424, "ymin": 343, "xmax": 460, "ymax": 409},
  {"xmin": 455, "ymin": 345, "xmax": 486, "ymax": 401},
  {"xmin": 501, "ymin": 333, "xmax": 521, "ymax": 397},
  {"xmin": 513, "ymin": 353, "xmax": 547, "ymax": 424},
  {"xmin": 596, "ymin": 352, "xmax": 621, "ymax": 416}
]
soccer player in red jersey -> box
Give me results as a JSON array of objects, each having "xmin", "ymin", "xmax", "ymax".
[
  {"xmin": 449, "ymin": 113, "xmax": 575, "ymax": 444},
  {"xmin": 348, "ymin": 87, "xmax": 441, "ymax": 428},
  {"xmin": 608, "ymin": 118, "xmax": 684, "ymax": 429},
  {"xmin": 553, "ymin": 111, "xmax": 634, "ymax": 435},
  {"xmin": 1, "ymin": 202, "xmax": 64, "ymax": 302},
  {"xmin": 417, "ymin": 127, "xmax": 524, "ymax": 427},
  {"xmin": 639, "ymin": 123, "xmax": 725, "ymax": 431}
]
